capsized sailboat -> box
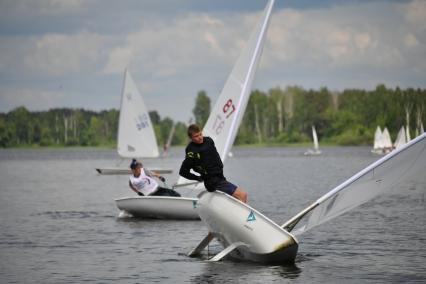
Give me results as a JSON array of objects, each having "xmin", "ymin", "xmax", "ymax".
[
  {"xmin": 191, "ymin": 131, "xmax": 426, "ymax": 263},
  {"xmin": 95, "ymin": 69, "xmax": 171, "ymax": 175},
  {"xmin": 304, "ymin": 125, "xmax": 321, "ymax": 156},
  {"xmin": 187, "ymin": 0, "xmax": 297, "ymax": 262},
  {"xmin": 116, "ymin": 0, "xmax": 272, "ymax": 219}
]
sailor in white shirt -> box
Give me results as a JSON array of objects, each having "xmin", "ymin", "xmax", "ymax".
[{"xmin": 129, "ymin": 159, "xmax": 180, "ymax": 197}]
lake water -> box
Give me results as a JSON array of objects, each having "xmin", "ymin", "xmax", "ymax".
[{"xmin": 0, "ymin": 147, "xmax": 425, "ymax": 283}]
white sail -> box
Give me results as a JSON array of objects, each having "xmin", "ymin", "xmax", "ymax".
[
  {"xmin": 381, "ymin": 127, "xmax": 392, "ymax": 149},
  {"xmin": 176, "ymin": 0, "xmax": 275, "ymax": 186},
  {"xmin": 162, "ymin": 123, "xmax": 176, "ymax": 157},
  {"xmin": 312, "ymin": 125, "xmax": 319, "ymax": 151},
  {"xmin": 421, "ymin": 122, "xmax": 425, "ymax": 134},
  {"xmin": 202, "ymin": 0, "xmax": 274, "ymax": 162},
  {"xmin": 373, "ymin": 126, "xmax": 383, "ymax": 150},
  {"xmin": 304, "ymin": 125, "xmax": 321, "ymax": 156},
  {"xmin": 117, "ymin": 69, "xmax": 159, "ymax": 158},
  {"xmin": 282, "ymin": 133, "xmax": 426, "ymax": 235},
  {"xmin": 393, "ymin": 126, "xmax": 407, "ymax": 149}
]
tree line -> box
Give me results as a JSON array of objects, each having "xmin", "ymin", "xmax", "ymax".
[{"xmin": 0, "ymin": 84, "xmax": 425, "ymax": 148}]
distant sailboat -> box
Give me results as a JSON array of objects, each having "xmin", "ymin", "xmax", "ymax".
[
  {"xmin": 304, "ymin": 125, "xmax": 321, "ymax": 156},
  {"xmin": 372, "ymin": 126, "xmax": 392, "ymax": 154},
  {"xmin": 96, "ymin": 69, "xmax": 171, "ymax": 175},
  {"xmin": 381, "ymin": 127, "xmax": 393, "ymax": 153},
  {"xmin": 162, "ymin": 123, "xmax": 176, "ymax": 158},
  {"xmin": 371, "ymin": 126, "xmax": 383, "ymax": 154},
  {"xmin": 393, "ymin": 126, "xmax": 407, "ymax": 150}
]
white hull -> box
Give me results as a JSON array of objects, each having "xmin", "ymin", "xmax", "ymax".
[
  {"xmin": 304, "ymin": 149, "xmax": 322, "ymax": 156},
  {"xmin": 115, "ymin": 196, "xmax": 200, "ymax": 220},
  {"xmin": 370, "ymin": 148, "xmax": 392, "ymax": 155},
  {"xmin": 195, "ymin": 191, "xmax": 298, "ymax": 263},
  {"xmin": 96, "ymin": 167, "xmax": 172, "ymax": 175}
]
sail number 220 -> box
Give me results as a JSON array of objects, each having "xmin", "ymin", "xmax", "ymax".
[{"xmin": 212, "ymin": 99, "xmax": 236, "ymax": 135}]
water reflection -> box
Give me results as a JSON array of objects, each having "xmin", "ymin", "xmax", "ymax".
[{"xmin": 190, "ymin": 260, "xmax": 301, "ymax": 283}]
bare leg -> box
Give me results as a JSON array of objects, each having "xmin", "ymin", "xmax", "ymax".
[{"xmin": 232, "ymin": 187, "xmax": 247, "ymax": 203}]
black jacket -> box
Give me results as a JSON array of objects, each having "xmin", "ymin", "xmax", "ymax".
[{"xmin": 179, "ymin": 136, "xmax": 223, "ymax": 181}]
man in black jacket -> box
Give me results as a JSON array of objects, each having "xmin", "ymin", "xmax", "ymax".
[{"xmin": 179, "ymin": 124, "xmax": 247, "ymax": 203}]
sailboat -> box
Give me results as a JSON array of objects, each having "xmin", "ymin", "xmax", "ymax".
[
  {"xmin": 304, "ymin": 125, "xmax": 321, "ymax": 156},
  {"xmin": 95, "ymin": 69, "xmax": 172, "ymax": 175},
  {"xmin": 190, "ymin": 130, "xmax": 426, "ymax": 263},
  {"xmin": 371, "ymin": 126, "xmax": 392, "ymax": 154},
  {"xmin": 393, "ymin": 126, "xmax": 407, "ymax": 150},
  {"xmin": 381, "ymin": 127, "xmax": 393, "ymax": 153},
  {"xmin": 161, "ymin": 123, "xmax": 176, "ymax": 158},
  {"xmin": 116, "ymin": 0, "xmax": 272, "ymax": 219},
  {"xmin": 371, "ymin": 126, "xmax": 383, "ymax": 154}
]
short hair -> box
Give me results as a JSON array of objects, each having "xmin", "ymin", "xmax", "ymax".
[{"xmin": 187, "ymin": 124, "xmax": 201, "ymax": 137}]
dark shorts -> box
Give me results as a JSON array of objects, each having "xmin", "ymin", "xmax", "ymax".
[
  {"xmin": 204, "ymin": 176, "xmax": 237, "ymax": 195},
  {"xmin": 152, "ymin": 187, "xmax": 181, "ymax": 197}
]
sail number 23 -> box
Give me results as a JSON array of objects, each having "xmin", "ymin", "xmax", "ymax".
[{"xmin": 212, "ymin": 99, "xmax": 236, "ymax": 135}]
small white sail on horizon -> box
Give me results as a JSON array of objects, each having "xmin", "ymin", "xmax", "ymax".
[
  {"xmin": 372, "ymin": 126, "xmax": 383, "ymax": 152},
  {"xmin": 304, "ymin": 125, "xmax": 321, "ymax": 156},
  {"xmin": 162, "ymin": 123, "xmax": 176, "ymax": 158},
  {"xmin": 372, "ymin": 126, "xmax": 392, "ymax": 154},
  {"xmin": 394, "ymin": 126, "xmax": 407, "ymax": 149},
  {"xmin": 382, "ymin": 127, "xmax": 393, "ymax": 150}
]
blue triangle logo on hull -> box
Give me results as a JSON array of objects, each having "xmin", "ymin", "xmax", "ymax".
[{"xmin": 247, "ymin": 210, "xmax": 256, "ymax": 222}]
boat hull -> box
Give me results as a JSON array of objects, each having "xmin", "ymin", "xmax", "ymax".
[
  {"xmin": 115, "ymin": 196, "xmax": 200, "ymax": 220},
  {"xmin": 196, "ymin": 191, "xmax": 298, "ymax": 263},
  {"xmin": 304, "ymin": 149, "xmax": 322, "ymax": 156}
]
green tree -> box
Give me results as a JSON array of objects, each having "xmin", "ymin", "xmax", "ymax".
[{"xmin": 192, "ymin": 90, "xmax": 211, "ymax": 126}]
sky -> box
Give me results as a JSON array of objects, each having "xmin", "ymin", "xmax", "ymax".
[{"xmin": 0, "ymin": 0, "xmax": 425, "ymax": 122}]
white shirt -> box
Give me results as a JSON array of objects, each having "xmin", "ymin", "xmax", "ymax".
[{"xmin": 129, "ymin": 168, "xmax": 159, "ymax": 196}]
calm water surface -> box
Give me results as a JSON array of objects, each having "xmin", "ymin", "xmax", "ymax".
[{"xmin": 0, "ymin": 147, "xmax": 425, "ymax": 283}]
